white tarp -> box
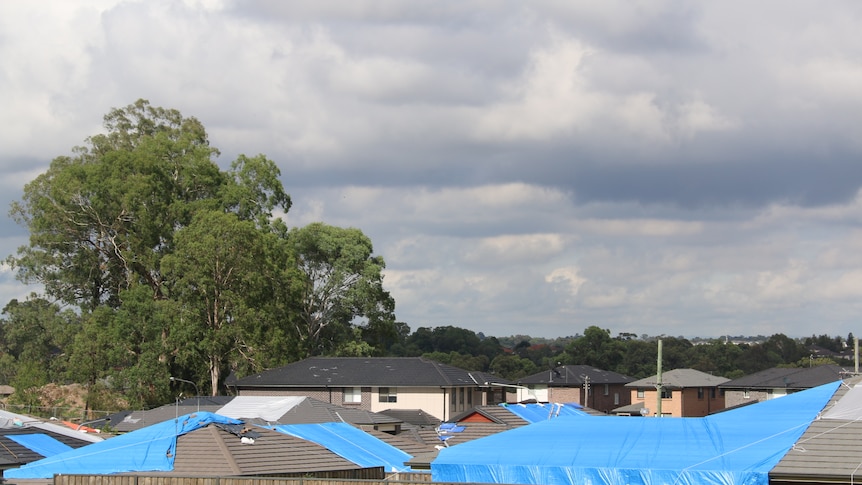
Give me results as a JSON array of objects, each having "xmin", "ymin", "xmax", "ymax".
[{"xmin": 216, "ymin": 395, "xmax": 306, "ymax": 422}]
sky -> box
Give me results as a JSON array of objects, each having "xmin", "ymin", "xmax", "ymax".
[{"xmin": 2, "ymin": 1, "xmax": 862, "ymax": 340}]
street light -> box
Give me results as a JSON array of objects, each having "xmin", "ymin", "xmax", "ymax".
[{"xmin": 169, "ymin": 376, "xmax": 200, "ymax": 412}]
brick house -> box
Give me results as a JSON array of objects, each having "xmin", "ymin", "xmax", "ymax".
[
  {"xmin": 515, "ymin": 365, "xmax": 633, "ymax": 414},
  {"xmin": 621, "ymin": 368, "xmax": 729, "ymax": 417}
]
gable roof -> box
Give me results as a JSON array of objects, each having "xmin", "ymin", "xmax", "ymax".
[
  {"xmin": 626, "ymin": 368, "xmax": 730, "ymax": 389},
  {"xmin": 518, "ymin": 365, "xmax": 633, "ymax": 386},
  {"xmin": 172, "ymin": 424, "xmax": 364, "ymax": 476},
  {"xmin": 233, "ymin": 357, "xmax": 502, "ymax": 388},
  {"xmin": 719, "ymin": 364, "xmax": 845, "ymax": 390}
]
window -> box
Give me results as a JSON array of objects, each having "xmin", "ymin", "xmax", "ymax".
[
  {"xmin": 697, "ymin": 387, "xmax": 704, "ymax": 399},
  {"xmin": 637, "ymin": 389, "xmax": 645, "ymax": 399},
  {"xmin": 451, "ymin": 388, "xmax": 457, "ymax": 404},
  {"xmin": 343, "ymin": 387, "xmax": 361, "ymax": 404},
  {"xmin": 660, "ymin": 388, "xmax": 671, "ymax": 399},
  {"xmin": 743, "ymin": 389, "xmax": 750, "ymax": 399},
  {"xmin": 614, "ymin": 392, "xmax": 620, "ymax": 405},
  {"xmin": 467, "ymin": 388, "xmax": 473, "ymax": 406},
  {"xmin": 378, "ymin": 387, "xmax": 397, "ymax": 403},
  {"xmin": 603, "ymin": 384, "xmax": 609, "ymax": 396},
  {"xmin": 710, "ymin": 388, "xmax": 717, "ymax": 399},
  {"xmin": 459, "ymin": 387, "xmax": 465, "ymax": 405}
]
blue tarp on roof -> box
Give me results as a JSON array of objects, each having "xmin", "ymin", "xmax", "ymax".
[
  {"xmin": 271, "ymin": 422, "xmax": 413, "ymax": 472},
  {"xmin": 4, "ymin": 433, "xmax": 74, "ymax": 457},
  {"xmin": 500, "ymin": 402, "xmax": 587, "ymax": 423},
  {"xmin": 5, "ymin": 412, "xmax": 241, "ymax": 479},
  {"xmin": 433, "ymin": 381, "xmax": 839, "ymax": 485}
]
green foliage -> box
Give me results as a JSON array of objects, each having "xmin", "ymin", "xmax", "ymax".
[{"xmin": 288, "ymin": 222, "xmax": 395, "ymax": 357}]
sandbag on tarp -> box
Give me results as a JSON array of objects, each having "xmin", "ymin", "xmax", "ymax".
[
  {"xmin": 271, "ymin": 422, "xmax": 414, "ymax": 472},
  {"xmin": 5, "ymin": 412, "xmax": 241, "ymax": 479},
  {"xmin": 432, "ymin": 381, "xmax": 839, "ymax": 485}
]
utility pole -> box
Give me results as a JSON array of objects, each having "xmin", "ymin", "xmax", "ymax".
[
  {"xmin": 583, "ymin": 376, "xmax": 590, "ymax": 408},
  {"xmin": 656, "ymin": 339, "xmax": 663, "ymax": 418}
]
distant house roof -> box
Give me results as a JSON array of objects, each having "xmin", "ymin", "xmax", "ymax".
[
  {"xmin": 626, "ymin": 368, "xmax": 730, "ymax": 389},
  {"xmin": 380, "ymin": 408, "xmax": 441, "ymax": 426},
  {"xmin": 219, "ymin": 396, "xmax": 402, "ymax": 426},
  {"xmin": 113, "ymin": 396, "xmax": 233, "ymax": 432},
  {"xmin": 719, "ymin": 364, "xmax": 846, "ymax": 390},
  {"xmin": 518, "ymin": 365, "xmax": 633, "ymax": 386},
  {"xmin": 233, "ymin": 357, "xmax": 504, "ymax": 388},
  {"xmin": 115, "ymin": 395, "xmax": 401, "ymax": 433}
]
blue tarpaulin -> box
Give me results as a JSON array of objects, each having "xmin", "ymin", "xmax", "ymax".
[
  {"xmin": 500, "ymin": 402, "xmax": 587, "ymax": 423},
  {"xmin": 4, "ymin": 434, "xmax": 74, "ymax": 457},
  {"xmin": 432, "ymin": 381, "xmax": 840, "ymax": 485},
  {"xmin": 271, "ymin": 422, "xmax": 414, "ymax": 472},
  {"xmin": 5, "ymin": 412, "xmax": 241, "ymax": 479}
]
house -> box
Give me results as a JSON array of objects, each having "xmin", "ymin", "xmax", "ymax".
[
  {"xmin": 430, "ymin": 381, "xmax": 841, "ymax": 485},
  {"xmin": 719, "ymin": 364, "xmax": 846, "ymax": 408},
  {"xmin": 231, "ymin": 357, "xmax": 507, "ymax": 421},
  {"xmin": 621, "ymin": 368, "xmax": 729, "ymax": 417},
  {"xmin": 517, "ymin": 365, "xmax": 633, "ymax": 413}
]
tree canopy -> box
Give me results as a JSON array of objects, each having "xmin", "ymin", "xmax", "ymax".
[{"xmin": 3, "ymin": 100, "xmax": 394, "ymax": 405}]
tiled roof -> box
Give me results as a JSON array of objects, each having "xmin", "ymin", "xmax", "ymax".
[
  {"xmin": 519, "ymin": 365, "xmax": 634, "ymax": 386},
  {"xmin": 233, "ymin": 357, "xmax": 505, "ymax": 388},
  {"xmin": 626, "ymin": 368, "xmax": 730, "ymax": 389},
  {"xmin": 0, "ymin": 426, "xmax": 95, "ymax": 468},
  {"xmin": 379, "ymin": 408, "xmax": 440, "ymax": 426},
  {"xmin": 770, "ymin": 376, "xmax": 862, "ymax": 482},
  {"xmin": 719, "ymin": 364, "xmax": 845, "ymax": 390},
  {"xmin": 171, "ymin": 425, "xmax": 364, "ymax": 476}
]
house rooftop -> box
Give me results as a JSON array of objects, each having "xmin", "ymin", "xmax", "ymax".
[
  {"xmin": 626, "ymin": 368, "xmax": 730, "ymax": 389},
  {"xmin": 518, "ymin": 365, "xmax": 633, "ymax": 386},
  {"xmin": 719, "ymin": 364, "xmax": 846, "ymax": 390},
  {"xmin": 233, "ymin": 357, "xmax": 504, "ymax": 388}
]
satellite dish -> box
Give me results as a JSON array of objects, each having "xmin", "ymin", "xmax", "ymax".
[{"xmin": 640, "ymin": 407, "xmax": 650, "ymax": 416}]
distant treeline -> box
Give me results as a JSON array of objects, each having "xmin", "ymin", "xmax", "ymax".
[{"xmin": 389, "ymin": 325, "xmax": 856, "ymax": 381}]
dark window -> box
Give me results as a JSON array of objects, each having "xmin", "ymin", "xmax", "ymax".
[{"xmin": 378, "ymin": 387, "xmax": 397, "ymax": 403}]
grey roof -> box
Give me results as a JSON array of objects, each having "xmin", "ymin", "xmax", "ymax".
[
  {"xmin": 719, "ymin": 364, "xmax": 846, "ymax": 390},
  {"xmin": 113, "ymin": 397, "xmax": 230, "ymax": 433},
  {"xmin": 625, "ymin": 368, "xmax": 730, "ymax": 389},
  {"xmin": 770, "ymin": 376, "xmax": 862, "ymax": 483},
  {"xmin": 611, "ymin": 401, "xmax": 646, "ymax": 415},
  {"xmin": 233, "ymin": 357, "xmax": 504, "ymax": 388},
  {"xmin": 519, "ymin": 365, "xmax": 634, "ymax": 386},
  {"xmin": 0, "ymin": 425, "xmax": 97, "ymax": 470},
  {"xmin": 229, "ymin": 396, "xmax": 402, "ymax": 426},
  {"xmin": 170, "ymin": 424, "xmax": 366, "ymax": 476},
  {"xmin": 379, "ymin": 408, "xmax": 441, "ymax": 426},
  {"xmin": 114, "ymin": 395, "xmax": 402, "ymax": 432}
]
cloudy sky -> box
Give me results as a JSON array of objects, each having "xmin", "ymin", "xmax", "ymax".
[{"xmin": 2, "ymin": 1, "xmax": 862, "ymax": 340}]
